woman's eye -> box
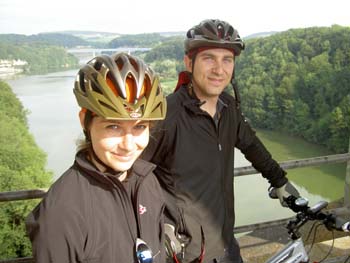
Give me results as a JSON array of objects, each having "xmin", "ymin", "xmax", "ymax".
[
  {"xmin": 106, "ymin": 125, "xmax": 119, "ymax": 130},
  {"xmin": 134, "ymin": 124, "xmax": 147, "ymax": 130}
]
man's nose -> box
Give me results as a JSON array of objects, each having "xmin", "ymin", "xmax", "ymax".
[{"xmin": 212, "ymin": 61, "xmax": 224, "ymax": 74}]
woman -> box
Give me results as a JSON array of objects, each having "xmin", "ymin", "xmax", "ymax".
[{"xmin": 26, "ymin": 52, "xmax": 167, "ymax": 263}]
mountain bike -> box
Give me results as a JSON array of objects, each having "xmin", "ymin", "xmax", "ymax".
[
  {"xmin": 265, "ymin": 193, "xmax": 350, "ymax": 263},
  {"xmin": 165, "ymin": 194, "xmax": 350, "ymax": 263}
]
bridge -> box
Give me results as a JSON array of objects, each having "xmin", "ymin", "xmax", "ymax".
[{"xmin": 67, "ymin": 47, "xmax": 151, "ymax": 64}]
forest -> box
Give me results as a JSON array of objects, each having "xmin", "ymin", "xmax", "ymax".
[
  {"xmin": 0, "ymin": 81, "xmax": 51, "ymax": 257},
  {"xmin": 236, "ymin": 25, "xmax": 350, "ymax": 153},
  {"xmin": 0, "ymin": 34, "xmax": 79, "ymax": 74}
]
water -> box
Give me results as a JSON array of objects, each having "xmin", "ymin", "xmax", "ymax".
[
  {"xmin": 7, "ymin": 70, "xmax": 333, "ymax": 225},
  {"xmin": 8, "ymin": 69, "xmax": 82, "ymax": 179}
]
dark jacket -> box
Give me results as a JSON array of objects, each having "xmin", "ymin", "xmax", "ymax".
[
  {"xmin": 142, "ymin": 85, "xmax": 287, "ymax": 262},
  {"xmin": 26, "ymin": 151, "xmax": 165, "ymax": 263}
]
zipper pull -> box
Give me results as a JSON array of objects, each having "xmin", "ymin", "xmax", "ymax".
[{"xmin": 218, "ymin": 143, "xmax": 222, "ymax": 151}]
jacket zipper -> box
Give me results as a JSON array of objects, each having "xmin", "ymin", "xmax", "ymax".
[
  {"xmin": 199, "ymin": 110, "xmax": 222, "ymax": 152},
  {"xmin": 109, "ymin": 176, "xmax": 139, "ymax": 242}
]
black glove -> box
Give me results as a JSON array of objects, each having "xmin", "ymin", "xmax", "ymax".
[{"xmin": 275, "ymin": 181, "xmax": 300, "ymax": 207}]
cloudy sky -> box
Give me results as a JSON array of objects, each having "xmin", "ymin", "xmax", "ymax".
[{"xmin": 1, "ymin": 0, "xmax": 349, "ymax": 37}]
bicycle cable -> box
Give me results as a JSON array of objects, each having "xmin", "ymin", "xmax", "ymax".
[
  {"xmin": 318, "ymin": 230, "xmax": 335, "ymax": 263},
  {"xmin": 305, "ymin": 221, "xmax": 318, "ymax": 242},
  {"xmin": 307, "ymin": 222, "xmax": 323, "ymax": 254},
  {"xmin": 306, "ymin": 222, "xmax": 336, "ymax": 263}
]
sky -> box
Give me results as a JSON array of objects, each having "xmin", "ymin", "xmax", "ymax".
[{"xmin": 0, "ymin": 0, "xmax": 350, "ymax": 37}]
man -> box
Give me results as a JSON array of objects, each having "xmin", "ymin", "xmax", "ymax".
[{"xmin": 142, "ymin": 19, "xmax": 299, "ymax": 263}]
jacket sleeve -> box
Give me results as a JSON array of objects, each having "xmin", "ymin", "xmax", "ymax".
[
  {"xmin": 235, "ymin": 112, "xmax": 288, "ymax": 188},
  {"xmin": 26, "ymin": 201, "xmax": 87, "ymax": 263}
]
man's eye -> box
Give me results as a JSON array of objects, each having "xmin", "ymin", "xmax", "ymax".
[{"xmin": 203, "ymin": 56, "xmax": 214, "ymax": 61}]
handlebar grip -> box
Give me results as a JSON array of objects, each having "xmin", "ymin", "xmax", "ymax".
[
  {"xmin": 325, "ymin": 214, "xmax": 350, "ymax": 232},
  {"xmin": 334, "ymin": 217, "xmax": 350, "ymax": 232}
]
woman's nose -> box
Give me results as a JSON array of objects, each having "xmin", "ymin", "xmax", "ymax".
[{"xmin": 120, "ymin": 133, "xmax": 135, "ymax": 151}]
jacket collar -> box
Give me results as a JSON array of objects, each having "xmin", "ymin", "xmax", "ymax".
[{"xmin": 176, "ymin": 84, "xmax": 232, "ymax": 115}]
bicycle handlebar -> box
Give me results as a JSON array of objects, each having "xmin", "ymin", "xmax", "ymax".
[{"xmin": 268, "ymin": 190, "xmax": 350, "ymax": 238}]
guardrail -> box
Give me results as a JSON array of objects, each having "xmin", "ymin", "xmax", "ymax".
[
  {"xmin": 0, "ymin": 152, "xmax": 349, "ymax": 263},
  {"xmin": 1, "ymin": 153, "xmax": 349, "ymax": 202}
]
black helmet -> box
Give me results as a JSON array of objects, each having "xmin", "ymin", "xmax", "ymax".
[
  {"xmin": 74, "ymin": 52, "xmax": 166, "ymax": 120},
  {"xmin": 184, "ymin": 19, "xmax": 245, "ymax": 56}
]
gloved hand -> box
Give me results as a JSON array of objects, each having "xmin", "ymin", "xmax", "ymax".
[{"xmin": 275, "ymin": 181, "xmax": 300, "ymax": 207}]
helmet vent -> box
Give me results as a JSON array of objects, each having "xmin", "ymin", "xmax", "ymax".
[
  {"xmin": 79, "ymin": 73, "xmax": 86, "ymax": 92},
  {"xmin": 91, "ymin": 81, "xmax": 102, "ymax": 94},
  {"xmin": 99, "ymin": 100, "xmax": 118, "ymax": 114},
  {"xmin": 129, "ymin": 58, "xmax": 139, "ymax": 72},
  {"xmin": 227, "ymin": 27, "xmax": 234, "ymax": 40},
  {"xmin": 125, "ymin": 74, "xmax": 137, "ymax": 103},
  {"xmin": 93, "ymin": 61, "xmax": 103, "ymax": 71},
  {"xmin": 115, "ymin": 58, "xmax": 123, "ymax": 70},
  {"xmin": 217, "ymin": 23, "xmax": 224, "ymax": 38}
]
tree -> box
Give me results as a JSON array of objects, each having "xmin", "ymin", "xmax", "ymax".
[
  {"xmin": 0, "ymin": 81, "xmax": 52, "ymax": 258},
  {"xmin": 236, "ymin": 26, "xmax": 350, "ymax": 152}
]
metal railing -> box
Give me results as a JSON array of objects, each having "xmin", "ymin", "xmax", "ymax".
[
  {"xmin": 1, "ymin": 153, "xmax": 349, "ymax": 203},
  {"xmin": 0, "ymin": 152, "xmax": 349, "ymax": 263}
]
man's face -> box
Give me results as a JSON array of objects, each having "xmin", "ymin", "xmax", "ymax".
[{"xmin": 184, "ymin": 48, "xmax": 234, "ymax": 101}]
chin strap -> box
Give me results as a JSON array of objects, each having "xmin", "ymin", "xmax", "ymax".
[
  {"xmin": 89, "ymin": 148, "xmax": 124, "ymax": 177},
  {"xmin": 231, "ymin": 75, "xmax": 241, "ymax": 109}
]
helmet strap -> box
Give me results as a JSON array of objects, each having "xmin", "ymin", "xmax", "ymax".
[
  {"xmin": 89, "ymin": 147, "xmax": 124, "ymax": 177},
  {"xmin": 83, "ymin": 110, "xmax": 94, "ymax": 142},
  {"xmin": 231, "ymin": 73, "xmax": 241, "ymax": 109}
]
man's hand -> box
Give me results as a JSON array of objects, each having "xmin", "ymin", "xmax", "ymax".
[{"xmin": 275, "ymin": 181, "xmax": 300, "ymax": 207}]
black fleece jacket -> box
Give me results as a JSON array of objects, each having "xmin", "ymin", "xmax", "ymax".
[
  {"xmin": 26, "ymin": 151, "xmax": 165, "ymax": 263},
  {"xmin": 142, "ymin": 85, "xmax": 287, "ymax": 262}
]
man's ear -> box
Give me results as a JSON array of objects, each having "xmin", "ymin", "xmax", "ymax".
[
  {"xmin": 78, "ymin": 109, "xmax": 86, "ymax": 130},
  {"xmin": 183, "ymin": 55, "xmax": 193, "ymax": 73}
]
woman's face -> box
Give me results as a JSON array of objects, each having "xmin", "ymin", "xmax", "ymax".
[{"xmin": 88, "ymin": 116, "xmax": 150, "ymax": 173}]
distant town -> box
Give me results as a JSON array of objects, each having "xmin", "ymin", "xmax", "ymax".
[{"xmin": 0, "ymin": 59, "xmax": 28, "ymax": 78}]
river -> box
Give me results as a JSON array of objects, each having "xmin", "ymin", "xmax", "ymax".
[
  {"xmin": 7, "ymin": 70, "xmax": 334, "ymax": 226},
  {"xmin": 8, "ymin": 69, "xmax": 82, "ymax": 180}
]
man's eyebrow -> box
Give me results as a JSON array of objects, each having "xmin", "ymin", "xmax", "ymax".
[{"xmin": 199, "ymin": 51, "xmax": 234, "ymax": 59}]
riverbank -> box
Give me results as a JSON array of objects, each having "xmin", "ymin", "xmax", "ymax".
[
  {"xmin": 256, "ymin": 129, "xmax": 346, "ymax": 201},
  {"xmin": 0, "ymin": 59, "xmax": 27, "ymax": 80}
]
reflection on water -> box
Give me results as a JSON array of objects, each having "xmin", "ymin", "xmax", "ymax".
[{"xmin": 7, "ymin": 70, "xmax": 336, "ymax": 225}]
